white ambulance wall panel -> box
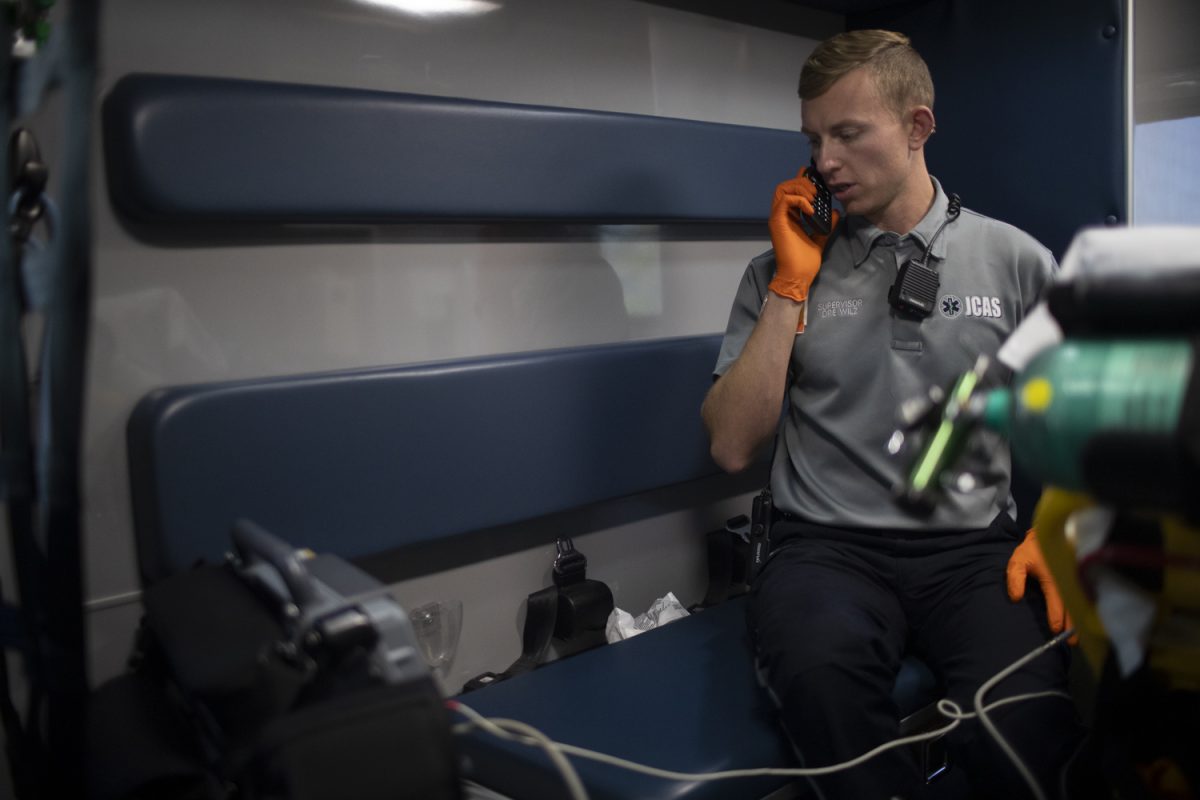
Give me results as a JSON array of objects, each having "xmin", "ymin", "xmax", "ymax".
[{"xmin": 79, "ymin": 0, "xmax": 836, "ymax": 690}]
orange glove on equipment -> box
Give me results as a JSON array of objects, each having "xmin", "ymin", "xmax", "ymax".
[
  {"xmin": 767, "ymin": 168, "xmax": 839, "ymax": 332},
  {"xmin": 1006, "ymin": 528, "xmax": 1075, "ymax": 641}
]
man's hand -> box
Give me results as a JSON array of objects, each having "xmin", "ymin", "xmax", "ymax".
[
  {"xmin": 1007, "ymin": 528, "xmax": 1075, "ymax": 642},
  {"xmin": 767, "ymin": 168, "xmax": 839, "ymax": 332}
]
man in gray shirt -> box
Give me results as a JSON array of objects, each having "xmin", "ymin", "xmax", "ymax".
[{"xmin": 703, "ymin": 29, "xmax": 1082, "ymax": 800}]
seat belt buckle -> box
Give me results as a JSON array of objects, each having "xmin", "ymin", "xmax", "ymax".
[
  {"xmin": 461, "ymin": 672, "xmax": 500, "ymax": 693},
  {"xmin": 552, "ymin": 537, "xmax": 587, "ymax": 587},
  {"xmin": 725, "ymin": 514, "xmax": 751, "ymax": 544},
  {"xmin": 550, "ymin": 538, "xmax": 612, "ymax": 638}
]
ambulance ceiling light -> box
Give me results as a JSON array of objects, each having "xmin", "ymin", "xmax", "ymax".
[{"xmin": 355, "ymin": 0, "xmax": 502, "ymax": 17}]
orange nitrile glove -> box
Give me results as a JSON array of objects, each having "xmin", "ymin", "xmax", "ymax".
[
  {"xmin": 1006, "ymin": 528, "xmax": 1076, "ymax": 643},
  {"xmin": 767, "ymin": 167, "xmax": 839, "ymax": 332}
]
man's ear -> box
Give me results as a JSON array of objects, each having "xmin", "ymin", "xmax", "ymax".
[{"xmin": 908, "ymin": 106, "xmax": 935, "ymax": 149}]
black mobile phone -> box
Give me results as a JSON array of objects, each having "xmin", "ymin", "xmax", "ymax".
[{"xmin": 789, "ymin": 159, "xmax": 833, "ymax": 237}]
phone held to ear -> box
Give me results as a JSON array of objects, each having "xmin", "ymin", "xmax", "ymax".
[{"xmin": 789, "ymin": 159, "xmax": 833, "ymax": 237}]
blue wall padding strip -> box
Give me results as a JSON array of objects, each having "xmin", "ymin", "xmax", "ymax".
[
  {"xmin": 103, "ymin": 73, "xmax": 807, "ymax": 224},
  {"xmin": 127, "ymin": 335, "xmax": 725, "ymax": 584},
  {"xmin": 851, "ymin": 0, "xmax": 1126, "ymax": 260}
]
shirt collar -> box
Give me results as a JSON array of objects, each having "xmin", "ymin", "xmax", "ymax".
[{"xmin": 847, "ymin": 176, "xmax": 952, "ymax": 268}]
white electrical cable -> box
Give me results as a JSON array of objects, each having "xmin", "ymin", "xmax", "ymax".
[
  {"xmin": 449, "ymin": 704, "xmax": 588, "ymax": 800},
  {"xmin": 450, "ymin": 628, "xmax": 1076, "ymax": 800},
  {"xmin": 452, "ymin": 698, "xmax": 961, "ymax": 783},
  {"xmin": 972, "ymin": 628, "xmax": 1075, "ymax": 800}
]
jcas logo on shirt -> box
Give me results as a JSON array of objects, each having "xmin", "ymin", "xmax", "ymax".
[{"xmin": 940, "ymin": 294, "xmax": 1002, "ymax": 319}]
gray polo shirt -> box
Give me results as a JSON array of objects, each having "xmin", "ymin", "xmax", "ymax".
[{"xmin": 714, "ymin": 177, "xmax": 1055, "ymax": 531}]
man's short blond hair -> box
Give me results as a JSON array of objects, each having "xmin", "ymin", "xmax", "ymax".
[{"xmin": 799, "ymin": 29, "xmax": 934, "ymax": 118}]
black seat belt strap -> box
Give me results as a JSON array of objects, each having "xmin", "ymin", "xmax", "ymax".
[
  {"xmin": 505, "ymin": 585, "xmax": 559, "ymax": 679},
  {"xmin": 462, "ymin": 585, "xmax": 558, "ymax": 693}
]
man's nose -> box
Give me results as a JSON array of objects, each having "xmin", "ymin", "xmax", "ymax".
[{"xmin": 815, "ymin": 147, "xmax": 839, "ymax": 178}]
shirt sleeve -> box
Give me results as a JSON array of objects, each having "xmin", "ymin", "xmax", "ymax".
[
  {"xmin": 713, "ymin": 251, "xmax": 774, "ymax": 379},
  {"xmin": 996, "ymin": 234, "xmax": 1062, "ymax": 372},
  {"xmin": 1021, "ymin": 238, "xmax": 1059, "ymax": 313}
]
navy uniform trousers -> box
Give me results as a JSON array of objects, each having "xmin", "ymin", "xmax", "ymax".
[{"xmin": 748, "ymin": 516, "xmax": 1085, "ymax": 800}]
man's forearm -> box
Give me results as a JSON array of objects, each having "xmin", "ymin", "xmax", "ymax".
[{"xmin": 702, "ymin": 292, "xmax": 804, "ymax": 473}]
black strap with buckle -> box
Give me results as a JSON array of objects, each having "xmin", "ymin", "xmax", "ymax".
[{"xmin": 462, "ymin": 537, "xmax": 613, "ymax": 693}]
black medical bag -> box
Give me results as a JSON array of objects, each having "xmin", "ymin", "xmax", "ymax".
[{"xmin": 87, "ymin": 521, "xmax": 461, "ymax": 800}]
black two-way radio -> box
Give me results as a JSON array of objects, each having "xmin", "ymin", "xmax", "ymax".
[
  {"xmin": 888, "ymin": 193, "xmax": 962, "ymax": 318},
  {"xmin": 788, "ymin": 159, "xmax": 833, "ymax": 238}
]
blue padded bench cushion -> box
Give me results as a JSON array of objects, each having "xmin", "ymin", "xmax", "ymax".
[
  {"xmin": 103, "ymin": 73, "xmax": 807, "ymax": 225},
  {"xmin": 457, "ymin": 595, "xmax": 940, "ymax": 800},
  {"xmin": 127, "ymin": 335, "xmax": 726, "ymax": 584}
]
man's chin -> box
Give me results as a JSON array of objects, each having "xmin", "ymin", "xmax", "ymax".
[{"xmin": 841, "ymin": 198, "xmax": 884, "ymax": 222}]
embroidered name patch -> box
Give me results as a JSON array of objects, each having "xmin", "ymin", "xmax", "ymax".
[{"xmin": 816, "ymin": 298, "xmax": 863, "ymax": 318}]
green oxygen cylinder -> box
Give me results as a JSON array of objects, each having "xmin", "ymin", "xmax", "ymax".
[{"xmin": 979, "ymin": 339, "xmax": 1194, "ymax": 491}]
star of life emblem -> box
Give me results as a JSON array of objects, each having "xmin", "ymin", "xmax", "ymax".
[{"xmin": 940, "ymin": 294, "xmax": 962, "ymax": 318}]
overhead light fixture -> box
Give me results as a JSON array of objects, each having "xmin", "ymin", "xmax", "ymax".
[{"xmin": 355, "ymin": 0, "xmax": 502, "ymax": 17}]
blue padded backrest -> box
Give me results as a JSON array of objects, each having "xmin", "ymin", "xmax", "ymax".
[
  {"xmin": 103, "ymin": 73, "xmax": 807, "ymax": 225},
  {"xmin": 127, "ymin": 335, "xmax": 725, "ymax": 584}
]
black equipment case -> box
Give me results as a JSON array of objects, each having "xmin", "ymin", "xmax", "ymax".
[{"xmin": 87, "ymin": 520, "xmax": 461, "ymax": 800}]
